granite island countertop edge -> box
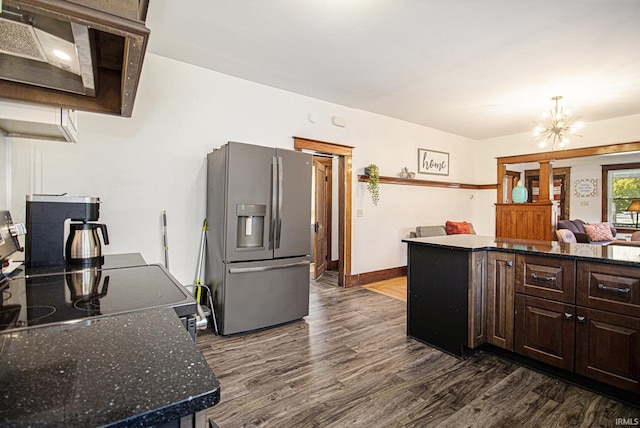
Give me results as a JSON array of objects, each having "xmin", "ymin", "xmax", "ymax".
[{"xmin": 403, "ymin": 235, "xmax": 640, "ymax": 267}]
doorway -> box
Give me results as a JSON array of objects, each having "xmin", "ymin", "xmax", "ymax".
[
  {"xmin": 313, "ymin": 156, "xmax": 333, "ymax": 279},
  {"xmin": 294, "ymin": 136, "xmax": 354, "ymax": 287}
]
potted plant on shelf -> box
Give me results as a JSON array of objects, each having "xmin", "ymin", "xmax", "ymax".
[{"xmin": 365, "ymin": 163, "xmax": 380, "ymax": 206}]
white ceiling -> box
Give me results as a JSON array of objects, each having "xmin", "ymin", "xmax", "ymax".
[{"xmin": 145, "ymin": 0, "xmax": 640, "ymax": 140}]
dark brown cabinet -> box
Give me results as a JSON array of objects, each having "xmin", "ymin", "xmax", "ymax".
[
  {"xmin": 574, "ymin": 262, "xmax": 640, "ymax": 394},
  {"xmin": 404, "ymin": 237, "xmax": 640, "ymax": 400},
  {"xmin": 487, "ymin": 252, "xmax": 515, "ymax": 350},
  {"xmin": 514, "ymin": 294, "xmax": 575, "ymax": 371},
  {"xmin": 514, "ymin": 257, "xmax": 640, "ymax": 394},
  {"xmin": 469, "ymin": 251, "xmax": 488, "ymax": 349},
  {"xmin": 575, "ymin": 307, "xmax": 640, "ymax": 394}
]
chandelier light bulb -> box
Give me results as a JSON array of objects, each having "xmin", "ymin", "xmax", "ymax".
[{"xmin": 533, "ymin": 126, "xmax": 543, "ymax": 137}]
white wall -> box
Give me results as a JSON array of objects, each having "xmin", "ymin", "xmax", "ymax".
[{"xmin": 7, "ymin": 54, "xmax": 481, "ymax": 283}]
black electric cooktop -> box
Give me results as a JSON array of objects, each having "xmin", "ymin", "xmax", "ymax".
[{"xmin": 0, "ymin": 256, "xmax": 196, "ymax": 332}]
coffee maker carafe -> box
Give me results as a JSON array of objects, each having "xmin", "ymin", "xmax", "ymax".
[{"xmin": 65, "ymin": 222, "xmax": 109, "ymax": 265}]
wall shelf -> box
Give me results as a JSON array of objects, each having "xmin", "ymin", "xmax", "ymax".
[{"xmin": 357, "ymin": 175, "xmax": 497, "ymax": 190}]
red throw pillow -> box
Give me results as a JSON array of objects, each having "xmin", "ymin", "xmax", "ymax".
[
  {"xmin": 446, "ymin": 220, "xmax": 471, "ymax": 235},
  {"xmin": 583, "ymin": 222, "xmax": 615, "ymax": 242}
]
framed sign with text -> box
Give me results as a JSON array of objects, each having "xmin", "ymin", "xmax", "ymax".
[
  {"xmin": 418, "ymin": 149, "xmax": 449, "ymax": 176},
  {"xmin": 574, "ymin": 178, "xmax": 597, "ymax": 197}
]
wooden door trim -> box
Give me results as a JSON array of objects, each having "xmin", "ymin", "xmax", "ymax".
[{"xmin": 294, "ymin": 136, "xmax": 353, "ymax": 287}]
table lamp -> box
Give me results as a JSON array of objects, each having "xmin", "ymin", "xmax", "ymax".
[{"xmin": 626, "ymin": 200, "xmax": 640, "ymax": 228}]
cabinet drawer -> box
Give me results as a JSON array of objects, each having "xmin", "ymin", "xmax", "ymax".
[
  {"xmin": 577, "ymin": 262, "xmax": 640, "ymax": 317},
  {"xmin": 516, "ymin": 255, "xmax": 576, "ymax": 303}
]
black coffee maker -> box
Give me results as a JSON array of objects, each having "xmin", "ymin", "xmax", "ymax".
[{"xmin": 25, "ymin": 194, "xmax": 107, "ymax": 267}]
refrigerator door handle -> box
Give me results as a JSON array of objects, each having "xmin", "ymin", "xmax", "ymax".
[
  {"xmin": 228, "ymin": 260, "xmax": 310, "ymax": 274},
  {"xmin": 275, "ymin": 155, "xmax": 284, "ymax": 249},
  {"xmin": 270, "ymin": 156, "xmax": 278, "ymax": 250}
]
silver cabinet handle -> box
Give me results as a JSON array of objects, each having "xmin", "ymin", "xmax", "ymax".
[
  {"xmin": 564, "ymin": 312, "xmax": 573, "ymax": 320},
  {"xmin": 531, "ymin": 273, "xmax": 556, "ymax": 282},
  {"xmin": 577, "ymin": 316, "xmax": 586, "ymax": 324},
  {"xmin": 229, "ymin": 260, "xmax": 310, "ymax": 274},
  {"xmin": 598, "ymin": 283, "xmax": 631, "ymax": 294},
  {"xmin": 506, "ymin": 260, "xmax": 513, "ymax": 267}
]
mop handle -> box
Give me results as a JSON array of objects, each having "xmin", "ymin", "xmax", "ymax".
[{"xmin": 162, "ymin": 210, "xmax": 169, "ymax": 269}]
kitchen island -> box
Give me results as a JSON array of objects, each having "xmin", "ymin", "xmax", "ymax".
[
  {"xmin": 0, "ymin": 307, "xmax": 220, "ymax": 427},
  {"xmin": 403, "ymin": 235, "xmax": 640, "ymax": 406}
]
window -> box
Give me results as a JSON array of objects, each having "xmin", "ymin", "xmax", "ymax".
[{"xmin": 603, "ymin": 163, "xmax": 640, "ymax": 229}]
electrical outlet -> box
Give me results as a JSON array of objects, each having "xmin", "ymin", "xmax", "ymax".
[
  {"xmin": 357, "ymin": 209, "xmax": 364, "ymax": 217},
  {"xmin": 581, "ymin": 201, "xmax": 589, "ymax": 206}
]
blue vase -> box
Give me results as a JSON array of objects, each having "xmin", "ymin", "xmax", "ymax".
[{"xmin": 512, "ymin": 180, "xmax": 528, "ymax": 203}]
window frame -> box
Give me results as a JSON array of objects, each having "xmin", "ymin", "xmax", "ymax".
[{"xmin": 601, "ymin": 162, "xmax": 640, "ymax": 231}]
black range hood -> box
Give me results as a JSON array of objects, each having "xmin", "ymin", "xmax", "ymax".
[{"xmin": 0, "ymin": 0, "xmax": 149, "ymax": 117}]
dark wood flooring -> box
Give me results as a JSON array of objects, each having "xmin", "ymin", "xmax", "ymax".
[{"xmin": 197, "ymin": 274, "xmax": 640, "ymax": 427}]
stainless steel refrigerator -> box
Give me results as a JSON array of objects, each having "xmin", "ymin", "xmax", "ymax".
[{"xmin": 205, "ymin": 142, "xmax": 312, "ymax": 335}]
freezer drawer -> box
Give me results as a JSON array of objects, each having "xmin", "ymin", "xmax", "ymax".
[{"xmin": 218, "ymin": 257, "xmax": 310, "ymax": 335}]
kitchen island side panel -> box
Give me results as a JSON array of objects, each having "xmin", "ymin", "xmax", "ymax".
[{"xmin": 407, "ymin": 244, "xmax": 470, "ymax": 357}]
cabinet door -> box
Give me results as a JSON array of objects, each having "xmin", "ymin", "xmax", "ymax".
[
  {"xmin": 575, "ymin": 307, "xmax": 640, "ymax": 394},
  {"xmin": 468, "ymin": 251, "xmax": 488, "ymax": 348},
  {"xmin": 515, "ymin": 294, "xmax": 575, "ymax": 371},
  {"xmin": 487, "ymin": 252, "xmax": 515, "ymax": 350},
  {"xmin": 516, "ymin": 254, "xmax": 576, "ymax": 303}
]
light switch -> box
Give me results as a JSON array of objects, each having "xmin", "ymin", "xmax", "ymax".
[
  {"xmin": 580, "ymin": 201, "xmax": 589, "ymax": 206},
  {"xmin": 357, "ymin": 209, "xmax": 364, "ymax": 217}
]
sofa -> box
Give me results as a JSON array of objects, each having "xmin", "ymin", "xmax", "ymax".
[
  {"xmin": 409, "ymin": 221, "xmax": 476, "ymax": 238},
  {"xmin": 556, "ymin": 219, "xmax": 617, "ymax": 244}
]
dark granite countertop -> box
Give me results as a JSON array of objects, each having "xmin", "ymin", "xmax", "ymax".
[
  {"xmin": 0, "ymin": 307, "xmax": 220, "ymax": 427},
  {"xmin": 403, "ymin": 235, "xmax": 640, "ymax": 267}
]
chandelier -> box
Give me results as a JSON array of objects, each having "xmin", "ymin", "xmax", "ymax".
[{"xmin": 533, "ymin": 96, "xmax": 582, "ymax": 150}]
